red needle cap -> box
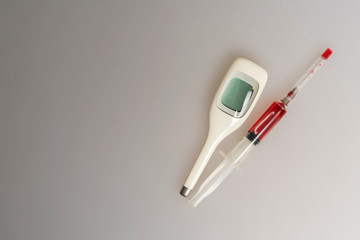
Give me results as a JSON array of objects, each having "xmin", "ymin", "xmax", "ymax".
[{"xmin": 321, "ymin": 48, "xmax": 333, "ymax": 59}]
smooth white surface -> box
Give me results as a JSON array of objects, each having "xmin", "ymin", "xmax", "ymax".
[{"xmin": 1, "ymin": 1, "xmax": 360, "ymax": 239}]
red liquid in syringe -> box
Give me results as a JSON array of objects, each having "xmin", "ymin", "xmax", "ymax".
[{"xmin": 247, "ymin": 101, "xmax": 287, "ymax": 143}]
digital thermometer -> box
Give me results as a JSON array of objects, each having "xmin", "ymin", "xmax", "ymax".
[{"xmin": 180, "ymin": 58, "xmax": 268, "ymax": 197}]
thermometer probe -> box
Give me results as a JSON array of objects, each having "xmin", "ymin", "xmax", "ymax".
[{"xmin": 189, "ymin": 48, "xmax": 333, "ymax": 207}]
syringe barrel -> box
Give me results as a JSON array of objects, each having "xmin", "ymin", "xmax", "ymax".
[
  {"xmin": 248, "ymin": 101, "xmax": 287, "ymax": 142},
  {"xmin": 225, "ymin": 137, "xmax": 255, "ymax": 169}
]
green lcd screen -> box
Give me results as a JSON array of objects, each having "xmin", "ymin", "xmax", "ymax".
[{"xmin": 221, "ymin": 78, "xmax": 254, "ymax": 112}]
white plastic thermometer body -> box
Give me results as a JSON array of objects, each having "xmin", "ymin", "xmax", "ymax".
[{"xmin": 181, "ymin": 58, "xmax": 267, "ymax": 197}]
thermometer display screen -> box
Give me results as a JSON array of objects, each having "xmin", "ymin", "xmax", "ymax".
[{"xmin": 221, "ymin": 78, "xmax": 254, "ymax": 112}]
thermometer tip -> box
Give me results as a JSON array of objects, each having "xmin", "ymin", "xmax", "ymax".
[
  {"xmin": 321, "ymin": 48, "xmax": 333, "ymax": 59},
  {"xmin": 180, "ymin": 186, "xmax": 191, "ymax": 197}
]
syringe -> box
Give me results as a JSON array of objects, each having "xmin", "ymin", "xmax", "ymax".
[{"xmin": 189, "ymin": 48, "xmax": 333, "ymax": 207}]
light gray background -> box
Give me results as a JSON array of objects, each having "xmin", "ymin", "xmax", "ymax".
[{"xmin": 1, "ymin": 0, "xmax": 360, "ymax": 239}]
